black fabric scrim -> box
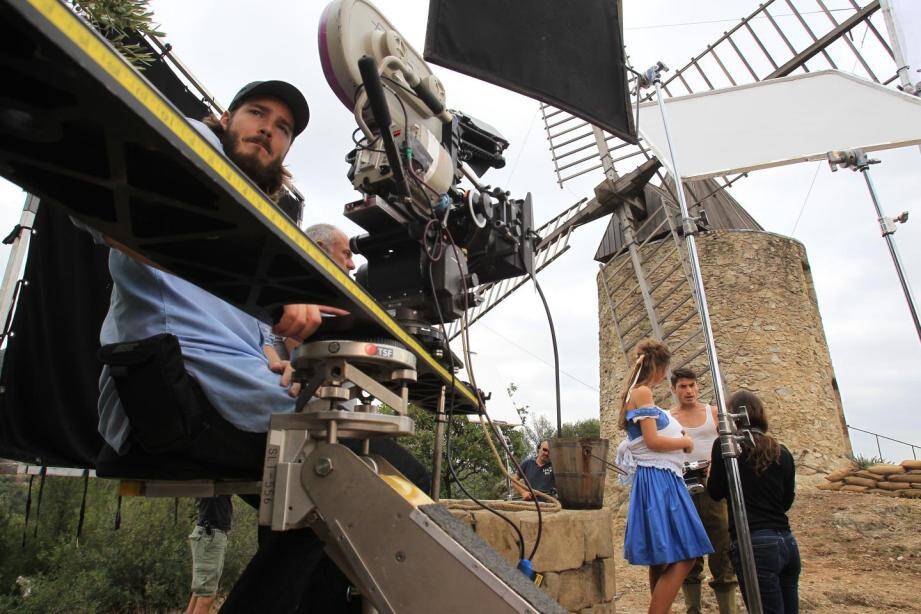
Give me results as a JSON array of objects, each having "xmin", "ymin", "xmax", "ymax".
[
  {"xmin": 0, "ymin": 204, "xmax": 111, "ymax": 467},
  {"xmin": 424, "ymin": 0, "xmax": 635, "ymax": 143},
  {"xmin": 0, "ymin": 30, "xmax": 209, "ymax": 468}
]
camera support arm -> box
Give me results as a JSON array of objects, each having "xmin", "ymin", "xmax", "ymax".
[{"xmin": 259, "ymin": 340, "xmax": 565, "ymax": 613}]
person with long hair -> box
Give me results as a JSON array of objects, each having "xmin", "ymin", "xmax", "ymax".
[
  {"xmin": 616, "ymin": 339, "xmax": 713, "ymax": 614},
  {"xmin": 707, "ymin": 390, "xmax": 800, "ymax": 613}
]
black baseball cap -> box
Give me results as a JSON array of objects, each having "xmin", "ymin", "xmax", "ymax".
[{"xmin": 228, "ymin": 80, "xmax": 310, "ymax": 137}]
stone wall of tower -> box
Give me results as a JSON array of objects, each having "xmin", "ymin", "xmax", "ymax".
[{"xmin": 598, "ymin": 230, "xmax": 851, "ymax": 509}]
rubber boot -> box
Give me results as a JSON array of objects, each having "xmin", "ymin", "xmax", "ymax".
[
  {"xmin": 714, "ymin": 585, "xmax": 740, "ymax": 614},
  {"xmin": 681, "ymin": 583, "xmax": 702, "ymax": 614}
]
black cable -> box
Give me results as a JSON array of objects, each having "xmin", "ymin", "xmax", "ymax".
[
  {"xmin": 114, "ymin": 495, "xmax": 123, "ymax": 530},
  {"xmin": 32, "ymin": 466, "xmax": 46, "ymax": 539},
  {"xmin": 365, "ymin": 80, "xmax": 546, "ymax": 560},
  {"xmin": 351, "ymin": 126, "xmax": 385, "ymax": 153},
  {"xmin": 426, "ymin": 255, "xmax": 526, "ymax": 562},
  {"xmin": 21, "ymin": 474, "xmax": 34, "ymax": 549},
  {"xmin": 530, "ymin": 273, "xmax": 562, "ymax": 437},
  {"xmin": 442, "ymin": 231, "xmax": 544, "ymax": 561},
  {"xmin": 76, "ymin": 469, "xmax": 89, "ymax": 540}
]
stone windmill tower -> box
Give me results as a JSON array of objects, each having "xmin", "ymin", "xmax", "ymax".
[
  {"xmin": 595, "ymin": 178, "xmax": 852, "ymax": 479},
  {"xmin": 450, "ymin": 2, "xmax": 896, "ymax": 479}
]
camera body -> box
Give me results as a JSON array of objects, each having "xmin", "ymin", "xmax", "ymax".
[
  {"xmin": 683, "ymin": 459, "xmax": 710, "ymax": 495},
  {"xmin": 320, "ymin": 0, "xmax": 535, "ymax": 345},
  {"xmin": 345, "ymin": 111, "xmax": 533, "ymax": 327}
]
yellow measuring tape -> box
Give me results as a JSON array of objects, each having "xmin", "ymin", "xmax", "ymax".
[{"xmin": 23, "ymin": 0, "xmax": 477, "ymax": 406}]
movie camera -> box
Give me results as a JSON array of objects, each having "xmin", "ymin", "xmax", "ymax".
[{"xmin": 319, "ymin": 0, "xmax": 536, "ymax": 347}]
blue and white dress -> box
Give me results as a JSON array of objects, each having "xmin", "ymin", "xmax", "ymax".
[{"xmin": 617, "ymin": 406, "xmax": 713, "ymax": 566}]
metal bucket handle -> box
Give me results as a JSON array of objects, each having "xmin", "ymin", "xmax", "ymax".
[{"xmin": 581, "ymin": 444, "xmax": 627, "ymax": 477}]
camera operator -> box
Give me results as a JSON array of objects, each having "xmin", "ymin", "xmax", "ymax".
[
  {"xmin": 668, "ymin": 369, "xmax": 738, "ymax": 614},
  {"xmin": 77, "ymin": 80, "xmax": 426, "ymax": 612},
  {"xmin": 707, "ymin": 391, "xmax": 799, "ymax": 614}
]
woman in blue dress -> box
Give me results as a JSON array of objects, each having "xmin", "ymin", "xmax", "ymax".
[{"xmin": 616, "ymin": 339, "xmax": 713, "ymax": 614}]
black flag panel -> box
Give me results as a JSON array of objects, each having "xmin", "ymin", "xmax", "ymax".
[
  {"xmin": 424, "ymin": 0, "xmax": 635, "ymax": 143},
  {"xmin": 0, "ymin": 203, "xmax": 111, "ymax": 467},
  {"xmin": 0, "ymin": 33, "xmax": 210, "ymax": 468}
]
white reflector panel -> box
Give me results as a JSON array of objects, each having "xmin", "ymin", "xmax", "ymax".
[{"xmin": 637, "ymin": 70, "xmax": 921, "ymax": 180}]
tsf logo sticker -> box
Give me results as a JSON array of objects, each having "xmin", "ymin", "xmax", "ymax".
[{"xmin": 364, "ymin": 343, "xmax": 394, "ymax": 358}]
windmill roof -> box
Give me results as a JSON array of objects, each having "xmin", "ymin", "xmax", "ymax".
[{"xmin": 594, "ymin": 177, "xmax": 762, "ymax": 263}]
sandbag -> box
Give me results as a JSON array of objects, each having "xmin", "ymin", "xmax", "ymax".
[
  {"xmin": 817, "ymin": 481, "xmax": 844, "ymax": 491},
  {"xmin": 825, "ymin": 467, "xmax": 853, "ymax": 482},
  {"xmin": 876, "ymin": 481, "xmax": 911, "ymax": 491},
  {"xmin": 888, "ymin": 474, "xmax": 921, "ymax": 483},
  {"xmin": 843, "ymin": 476, "xmax": 878, "ymax": 488},
  {"xmin": 868, "ymin": 464, "xmax": 905, "ymax": 475},
  {"xmin": 900, "ymin": 460, "xmax": 921, "ymax": 470},
  {"xmin": 841, "ymin": 484, "xmax": 869, "ymax": 493},
  {"xmin": 898, "ymin": 489, "xmax": 921, "ymax": 499}
]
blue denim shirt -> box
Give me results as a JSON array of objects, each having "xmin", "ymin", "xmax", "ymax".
[{"xmin": 92, "ymin": 119, "xmax": 294, "ymax": 453}]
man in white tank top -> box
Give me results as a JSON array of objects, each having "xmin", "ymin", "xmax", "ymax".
[{"xmin": 669, "ymin": 368, "xmax": 739, "ymax": 614}]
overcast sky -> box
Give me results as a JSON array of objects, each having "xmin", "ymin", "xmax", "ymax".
[{"xmin": 0, "ymin": 0, "xmax": 918, "ymax": 461}]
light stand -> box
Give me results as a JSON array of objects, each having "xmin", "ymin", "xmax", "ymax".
[
  {"xmin": 827, "ymin": 149, "xmax": 920, "ymax": 344},
  {"xmin": 640, "ymin": 62, "xmax": 764, "ymax": 614},
  {"xmin": 0, "ymin": 194, "xmax": 40, "ymax": 337},
  {"xmin": 430, "ymin": 385, "xmax": 446, "ymax": 500}
]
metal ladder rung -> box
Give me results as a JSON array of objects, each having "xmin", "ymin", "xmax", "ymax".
[
  {"xmin": 548, "ymin": 120, "xmax": 590, "ymax": 141},
  {"xmin": 550, "ymin": 130, "xmax": 596, "ymax": 155},
  {"xmin": 545, "ymin": 113, "xmax": 581, "ymax": 130},
  {"xmin": 616, "ymin": 294, "xmax": 648, "ymax": 323},
  {"xmin": 559, "ymin": 163, "xmax": 604, "ymax": 184},
  {"xmin": 655, "ymin": 291, "xmax": 694, "ymax": 324},
  {"xmin": 556, "ymin": 151, "xmax": 605, "ymax": 173},
  {"xmin": 619, "ymin": 308, "xmax": 653, "ymax": 340},
  {"xmin": 673, "ymin": 344, "xmax": 707, "ymax": 371},
  {"xmin": 646, "ymin": 260, "xmax": 686, "ymax": 296},
  {"xmin": 662, "ymin": 308, "xmax": 700, "ymax": 342},
  {"xmin": 636, "ymin": 230, "xmax": 675, "ymax": 264},
  {"xmin": 552, "ymin": 139, "xmax": 604, "ymax": 163}
]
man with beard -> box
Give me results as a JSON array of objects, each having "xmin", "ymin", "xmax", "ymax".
[
  {"xmin": 82, "ymin": 81, "xmax": 426, "ymax": 612},
  {"xmin": 91, "ymin": 80, "xmax": 334, "ymax": 478}
]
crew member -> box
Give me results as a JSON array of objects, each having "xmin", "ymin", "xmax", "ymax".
[
  {"xmin": 186, "ymin": 496, "xmax": 232, "ymax": 614},
  {"xmin": 78, "ymin": 80, "xmax": 426, "ymax": 612},
  {"xmin": 708, "ymin": 390, "xmax": 799, "ymax": 614},
  {"xmin": 263, "ymin": 223, "xmax": 356, "ymax": 398},
  {"xmin": 515, "ymin": 440, "xmax": 557, "ymax": 499},
  {"xmin": 669, "ymin": 368, "xmax": 739, "ymax": 614}
]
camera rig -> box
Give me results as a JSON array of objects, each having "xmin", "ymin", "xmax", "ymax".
[{"xmin": 320, "ymin": 0, "xmax": 536, "ymax": 347}]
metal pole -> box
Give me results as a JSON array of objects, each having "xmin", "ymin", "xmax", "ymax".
[
  {"xmin": 0, "ymin": 194, "xmax": 39, "ymax": 331},
  {"xmin": 430, "ymin": 386, "xmax": 447, "ymax": 500},
  {"xmin": 860, "ymin": 167, "xmax": 921, "ymax": 343},
  {"xmin": 647, "ymin": 63, "xmax": 763, "ymax": 614},
  {"xmin": 876, "ymin": 435, "xmax": 883, "ymax": 461}
]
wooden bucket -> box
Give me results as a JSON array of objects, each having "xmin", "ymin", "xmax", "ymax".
[{"xmin": 549, "ymin": 437, "xmax": 609, "ymax": 509}]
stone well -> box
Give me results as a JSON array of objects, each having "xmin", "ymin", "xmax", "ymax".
[{"xmin": 450, "ymin": 507, "xmax": 616, "ymax": 613}]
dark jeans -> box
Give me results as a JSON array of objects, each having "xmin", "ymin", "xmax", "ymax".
[{"xmin": 731, "ymin": 529, "xmax": 801, "ymax": 614}]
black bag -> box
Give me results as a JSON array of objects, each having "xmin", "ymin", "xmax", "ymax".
[{"xmin": 97, "ymin": 333, "xmax": 205, "ymax": 454}]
